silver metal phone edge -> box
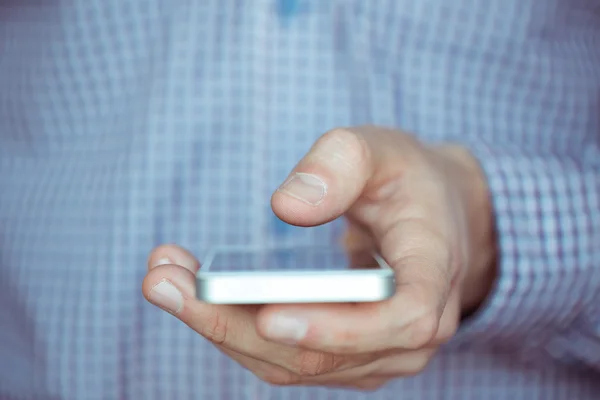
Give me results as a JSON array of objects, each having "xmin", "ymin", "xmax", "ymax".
[{"xmin": 195, "ymin": 248, "xmax": 396, "ymax": 304}]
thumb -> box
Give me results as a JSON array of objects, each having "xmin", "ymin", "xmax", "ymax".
[{"xmin": 271, "ymin": 128, "xmax": 374, "ymax": 227}]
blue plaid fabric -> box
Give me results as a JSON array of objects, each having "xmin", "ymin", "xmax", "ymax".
[{"xmin": 1, "ymin": 1, "xmax": 599, "ymax": 399}]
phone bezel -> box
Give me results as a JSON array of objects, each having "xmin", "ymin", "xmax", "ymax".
[{"xmin": 195, "ymin": 246, "xmax": 396, "ymax": 304}]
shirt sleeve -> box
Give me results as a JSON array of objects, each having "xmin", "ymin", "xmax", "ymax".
[{"xmin": 448, "ymin": 139, "xmax": 600, "ymax": 373}]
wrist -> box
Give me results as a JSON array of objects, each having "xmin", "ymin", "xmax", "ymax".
[{"xmin": 436, "ymin": 144, "xmax": 498, "ymax": 315}]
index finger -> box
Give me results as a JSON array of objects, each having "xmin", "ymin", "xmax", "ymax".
[{"xmin": 143, "ymin": 248, "xmax": 375, "ymax": 375}]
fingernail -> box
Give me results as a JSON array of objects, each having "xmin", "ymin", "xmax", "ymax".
[
  {"xmin": 278, "ymin": 173, "xmax": 327, "ymax": 206},
  {"xmin": 265, "ymin": 313, "xmax": 309, "ymax": 345},
  {"xmin": 152, "ymin": 257, "xmax": 173, "ymax": 269},
  {"xmin": 148, "ymin": 279, "xmax": 183, "ymax": 314}
]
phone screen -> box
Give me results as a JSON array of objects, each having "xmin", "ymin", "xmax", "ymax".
[{"xmin": 206, "ymin": 246, "xmax": 383, "ymax": 273}]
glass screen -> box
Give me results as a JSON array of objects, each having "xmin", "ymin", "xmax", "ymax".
[{"xmin": 206, "ymin": 246, "xmax": 382, "ymax": 272}]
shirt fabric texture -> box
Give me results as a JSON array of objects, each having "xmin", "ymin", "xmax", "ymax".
[{"xmin": 0, "ymin": 1, "xmax": 599, "ymax": 399}]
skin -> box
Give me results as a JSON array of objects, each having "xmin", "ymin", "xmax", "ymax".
[{"xmin": 142, "ymin": 126, "xmax": 497, "ymax": 391}]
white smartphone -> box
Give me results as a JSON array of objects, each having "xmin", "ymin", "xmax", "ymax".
[{"xmin": 196, "ymin": 245, "xmax": 396, "ymax": 304}]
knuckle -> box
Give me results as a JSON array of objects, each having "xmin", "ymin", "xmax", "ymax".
[
  {"xmin": 199, "ymin": 310, "xmax": 229, "ymax": 345},
  {"xmin": 403, "ymin": 353, "xmax": 432, "ymax": 376},
  {"xmin": 435, "ymin": 319, "xmax": 458, "ymax": 344},
  {"xmin": 404, "ymin": 312, "xmax": 440, "ymax": 349},
  {"xmin": 292, "ymin": 350, "xmax": 340, "ymax": 377},
  {"xmin": 316, "ymin": 128, "xmax": 371, "ymax": 168}
]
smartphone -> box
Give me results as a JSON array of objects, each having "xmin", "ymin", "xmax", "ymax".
[{"xmin": 196, "ymin": 245, "xmax": 396, "ymax": 304}]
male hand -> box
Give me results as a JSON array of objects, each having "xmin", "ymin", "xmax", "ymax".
[{"xmin": 142, "ymin": 126, "xmax": 497, "ymax": 390}]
